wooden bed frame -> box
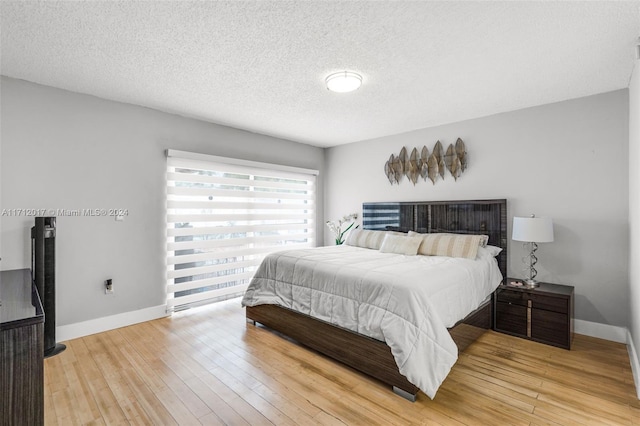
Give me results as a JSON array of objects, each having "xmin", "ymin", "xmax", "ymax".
[{"xmin": 246, "ymin": 199, "xmax": 507, "ymax": 401}]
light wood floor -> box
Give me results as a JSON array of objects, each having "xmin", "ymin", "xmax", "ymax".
[{"xmin": 44, "ymin": 299, "xmax": 639, "ymax": 425}]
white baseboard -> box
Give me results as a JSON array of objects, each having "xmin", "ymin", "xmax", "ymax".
[
  {"xmin": 56, "ymin": 304, "xmax": 168, "ymax": 342},
  {"xmin": 627, "ymin": 331, "xmax": 640, "ymax": 399},
  {"xmin": 574, "ymin": 319, "xmax": 628, "ymax": 343}
]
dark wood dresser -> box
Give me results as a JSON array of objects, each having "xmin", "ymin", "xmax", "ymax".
[
  {"xmin": 494, "ymin": 278, "xmax": 574, "ymax": 349},
  {"xmin": 0, "ymin": 268, "xmax": 45, "ymax": 425}
]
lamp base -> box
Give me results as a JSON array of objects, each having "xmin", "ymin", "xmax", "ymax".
[{"xmin": 523, "ymin": 278, "xmax": 539, "ymax": 288}]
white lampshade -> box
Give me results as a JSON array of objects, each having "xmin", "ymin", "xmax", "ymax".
[
  {"xmin": 512, "ymin": 216, "xmax": 554, "ymax": 243},
  {"xmin": 326, "ymin": 71, "xmax": 362, "ymax": 93}
]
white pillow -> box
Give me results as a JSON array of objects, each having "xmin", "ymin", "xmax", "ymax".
[
  {"xmin": 379, "ymin": 234, "xmax": 422, "ymax": 255},
  {"xmin": 478, "ymin": 244, "xmax": 502, "ymax": 257}
]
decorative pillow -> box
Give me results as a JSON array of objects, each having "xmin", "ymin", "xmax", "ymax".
[
  {"xmin": 345, "ymin": 229, "xmax": 388, "ymax": 250},
  {"xmin": 408, "ymin": 231, "xmax": 485, "ymax": 259},
  {"xmin": 379, "ymin": 234, "xmax": 422, "ymax": 255}
]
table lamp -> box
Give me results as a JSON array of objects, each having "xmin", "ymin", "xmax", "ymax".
[{"xmin": 512, "ymin": 214, "xmax": 554, "ymax": 287}]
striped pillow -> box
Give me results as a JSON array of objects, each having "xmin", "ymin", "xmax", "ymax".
[
  {"xmin": 346, "ymin": 229, "xmax": 404, "ymax": 250},
  {"xmin": 408, "ymin": 231, "xmax": 486, "ymax": 259}
]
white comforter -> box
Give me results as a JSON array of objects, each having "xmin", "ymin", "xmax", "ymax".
[{"xmin": 241, "ymin": 245, "xmax": 502, "ymax": 398}]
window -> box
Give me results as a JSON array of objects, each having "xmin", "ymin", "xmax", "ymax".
[{"xmin": 166, "ymin": 150, "xmax": 317, "ymax": 311}]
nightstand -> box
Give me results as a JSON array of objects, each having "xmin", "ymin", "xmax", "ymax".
[{"xmin": 494, "ymin": 278, "xmax": 574, "ymax": 349}]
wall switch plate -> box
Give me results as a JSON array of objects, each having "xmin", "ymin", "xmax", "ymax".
[{"xmin": 105, "ymin": 279, "xmax": 114, "ymax": 294}]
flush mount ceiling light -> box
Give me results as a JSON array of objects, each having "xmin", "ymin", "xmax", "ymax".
[{"xmin": 325, "ymin": 71, "xmax": 362, "ymax": 93}]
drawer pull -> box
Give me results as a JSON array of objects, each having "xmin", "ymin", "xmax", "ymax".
[{"xmin": 527, "ymin": 300, "xmax": 532, "ymax": 337}]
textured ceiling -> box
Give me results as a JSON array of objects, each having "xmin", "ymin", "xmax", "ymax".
[{"xmin": 1, "ymin": 1, "xmax": 639, "ymax": 148}]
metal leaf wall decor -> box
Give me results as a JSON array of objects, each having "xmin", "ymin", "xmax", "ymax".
[
  {"xmin": 419, "ymin": 146, "xmax": 429, "ymax": 180},
  {"xmin": 384, "ymin": 155, "xmax": 395, "ymax": 184},
  {"xmin": 408, "ymin": 147, "xmax": 420, "ymax": 185},
  {"xmin": 455, "ymin": 138, "xmax": 467, "ymax": 171},
  {"xmin": 384, "ymin": 138, "xmax": 468, "ymax": 185},
  {"xmin": 427, "ymin": 154, "xmax": 438, "ymax": 184}
]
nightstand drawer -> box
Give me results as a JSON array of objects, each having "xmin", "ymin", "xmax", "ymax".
[
  {"xmin": 495, "ymin": 288, "xmax": 528, "ymax": 307},
  {"xmin": 529, "ymin": 294, "xmax": 568, "ymax": 314},
  {"xmin": 531, "ymin": 309, "xmax": 570, "ymax": 348},
  {"xmin": 495, "ymin": 302, "xmax": 527, "ymax": 336}
]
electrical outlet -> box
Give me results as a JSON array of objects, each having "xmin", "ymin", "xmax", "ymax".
[{"xmin": 105, "ymin": 279, "xmax": 114, "ymax": 294}]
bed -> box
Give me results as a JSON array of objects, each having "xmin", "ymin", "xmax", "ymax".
[{"xmin": 242, "ymin": 199, "xmax": 507, "ymax": 401}]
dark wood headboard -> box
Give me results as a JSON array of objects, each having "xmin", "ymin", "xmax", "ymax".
[{"xmin": 362, "ymin": 199, "xmax": 507, "ymax": 278}]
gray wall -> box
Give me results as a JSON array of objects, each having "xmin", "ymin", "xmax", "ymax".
[
  {"xmin": 325, "ymin": 90, "xmax": 629, "ymax": 327},
  {"xmin": 629, "ymin": 59, "xmax": 640, "ymax": 366},
  {"xmin": 0, "ymin": 77, "xmax": 325, "ymax": 326}
]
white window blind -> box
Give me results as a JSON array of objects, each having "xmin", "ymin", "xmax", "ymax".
[{"xmin": 166, "ymin": 150, "xmax": 317, "ymax": 311}]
